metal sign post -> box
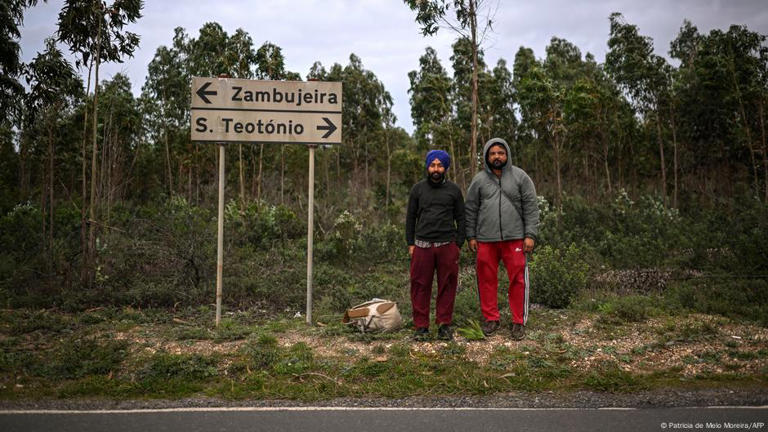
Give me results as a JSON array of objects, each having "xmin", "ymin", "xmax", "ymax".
[
  {"xmin": 215, "ymin": 143, "xmax": 225, "ymax": 326},
  {"xmin": 306, "ymin": 145, "xmax": 316, "ymax": 325}
]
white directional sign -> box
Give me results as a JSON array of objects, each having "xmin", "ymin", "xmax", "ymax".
[{"xmin": 190, "ymin": 77, "xmax": 342, "ymax": 144}]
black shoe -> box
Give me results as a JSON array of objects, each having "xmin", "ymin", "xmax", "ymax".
[
  {"xmin": 482, "ymin": 320, "xmax": 500, "ymax": 336},
  {"xmin": 511, "ymin": 323, "xmax": 525, "ymax": 341},
  {"xmin": 413, "ymin": 327, "xmax": 429, "ymax": 340},
  {"xmin": 437, "ymin": 324, "xmax": 453, "ymax": 341}
]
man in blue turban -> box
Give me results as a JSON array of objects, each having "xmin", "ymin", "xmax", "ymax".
[{"xmin": 405, "ymin": 150, "xmax": 465, "ymax": 340}]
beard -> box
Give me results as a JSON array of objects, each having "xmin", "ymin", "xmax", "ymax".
[
  {"xmin": 429, "ymin": 171, "xmax": 445, "ymax": 183},
  {"xmin": 490, "ymin": 159, "xmax": 507, "ymax": 169}
]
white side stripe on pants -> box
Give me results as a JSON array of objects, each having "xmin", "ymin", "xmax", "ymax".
[{"xmin": 523, "ymin": 259, "xmax": 530, "ymax": 325}]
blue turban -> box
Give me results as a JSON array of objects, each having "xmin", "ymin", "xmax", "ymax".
[{"xmin": 425, "ymin": 150, "xmax": 451, "ymax": 170}]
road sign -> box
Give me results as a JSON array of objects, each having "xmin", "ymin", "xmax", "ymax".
[{"xmin": 190, "ymin": 77, "xmax": 342, "ymax": 145}]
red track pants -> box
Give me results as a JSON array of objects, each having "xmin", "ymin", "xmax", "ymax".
[
  {"xmin": 409, "ymin": 243, "xmax": 459, "ymax": 328},
  {"xmin": 476, "ymin": 240, "xmax": 529, "ymax": 324}
]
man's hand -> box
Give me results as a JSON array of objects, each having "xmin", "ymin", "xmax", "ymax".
[
  {"xmin": 469, "ymin": 239, "xmax": 478, "ymax": 253},
  {"xmin": 523, "ymin": 237, "xmax": 535, "ymax": 253},
  {"xmin": 409, "ymin": 245, "xmax": 415, "ymax": 257}
]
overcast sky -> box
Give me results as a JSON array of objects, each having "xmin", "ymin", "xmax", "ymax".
[{"xmin": 18, "ymin": 0, "xmax": 768, "ymax": 133}]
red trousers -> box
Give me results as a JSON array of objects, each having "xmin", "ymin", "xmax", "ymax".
[
  {"xmin": 409, "ymin": 243, "xmax": 459, "ymax": 328},
  {"xmin": 476, "ymin": 240, "xmax": 529, "ymax": 324}
]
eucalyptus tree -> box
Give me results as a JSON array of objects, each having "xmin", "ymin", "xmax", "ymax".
[
  {"xmin": 516, "ymin": 61, "xmax": 565, "ymax": 208},
  {"xmin": 187, "ymin": 22, "xmax": 228, "ymax": 78},
  {"xmin": 606, "ymin": 12, "xmax": 671, "ymax": 205},
  {"xmin": 1, "ymin": 0, "xmax": 44, "ymax": 125},
  {"xmin": 512, "ymin": 47, "xmax": 538, "ymax": 173},
  {"xmin": 2, "ymin": 0, "xmax": 45, "ymax": 204},
  {"xmin": 255, "ymin": 41, "xmax": 296, "ymax": 203},
  {"xmin": 381, "ymin": 93, "xmax": 397, "ymax": 208},
  {"xmin": 226, "ymin": 29, "xmax": 256, "ymax": 208},
  {"xmin": 404, "ymin": 0, "xmax": 498, "ymax": 178},
  {"xmin": 408, "ymin": 47, "xmax": 452, "ymax": 151},
  {"xmin": 409, "ymin": 46, "xmax": 470, "ymax": 187},
  {"xmin": 486, "ymin": 59, "xmax": 517, "ymax": 149},
  {"xmin": 450, "ymin": 37, "xmax": 489, "ymax": 185},
  {"xmin": 23, "ymin": 37, "xmax": 82, "ymax": 259},
  {"xmin": 340, "ymin": 54, "xmax": 387, "ymax": 192},
  {"xmin": 565, "ymin": 55, "xmax": 624, "ymax": 195},
  {"xmin": 57, "ymin": 0, "xmax": 142, "ymax": 284},
  {"xmin": 515, "ymin": 38, "xmax": 585, "ymax": 209},
  {"xmin": 96, "ymin": 74, "xmax": 140, "ymax": 219},
  {"xmin": 672, "ymin": 21, "xmax": 768, "ymax": 201},
  {"xmin": 142, "ymin": 37, "xmax": 188, "ymax": 198}
]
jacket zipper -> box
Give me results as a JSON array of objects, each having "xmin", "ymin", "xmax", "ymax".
[{"xmin": 497, "ymin": 176, "xmax": 504, "ymax": 241}]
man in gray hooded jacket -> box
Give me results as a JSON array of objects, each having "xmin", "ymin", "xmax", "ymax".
[{"xmin": 465, "ymin": 138, "xmax": 539, "ymax": 340}]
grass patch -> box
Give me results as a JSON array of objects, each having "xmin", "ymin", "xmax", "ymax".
[
  {"xmin": 582, "ymin": 360, "xmax": 647, "ymax": 392},
  {"xmin": 1, "ymin": 303, "xmax": 767, "ymax": 401},
  {"xmin": 26, "ymin": 338, "xmax": 128, "ymax": 380}
]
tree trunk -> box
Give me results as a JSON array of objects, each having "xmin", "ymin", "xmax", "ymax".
[
  {"xmin": 101, "ymin": 113, "xmax": 110, "ymax": 225},
  {"xmin": 164, "ymin": 125, "xmax": 173, "ymax": 197},
  {"xmin": 19, "ymin": 134, "xmax": 29, "ymax": 200},
  {"xmin": 760, "ymin": 97, "xmax": 768, "ymax": 202},
  {"xmin": 449, "ymin": 129, "xmax": 465, "ymax": 191},
  {"xmin": 364, "ymin": 149, "xmax": 369, "ymax": 192},
  {"xmin": 553, "ymin": 135, "xmax": 562, "ymax": 210},
  {"xmin": 655, "ymin": 111, "xmax": 667, "ymax": 207},
  {"xmin": 728, "ymin": 54, "xmax": 759, "ymax": 197},
  {"xmin": 668, "ymin": 103, "xmax": 679, "ymax": 208},
  {"xmin": 385, "ymin": 128, "xmax": 391, "ymax": 207},
  {"xmin": 88, "ymin": 12, "xmax": 103, "ymax": 288},
  {"xmin": 80, "ymin": 59, "xmax": 93, "ymax": 286},
  {"xmin": 48, "ymin": 119, "xmax": 55, "ymax": 265},
  {"xmin": 469, "ymin": 0, "xmax": 479, "ymax": 179}
]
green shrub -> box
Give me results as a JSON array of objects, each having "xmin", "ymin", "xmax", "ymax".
[
  {"xmin": 530, "ymin": 244, "xmax": 590, "ymax": 308},
  {"xmin": 226, "ymin": 200, "xmax": 303, "ymax": 248},
  {"xmin": 30, "ymin": 338, "xmax": 128, "ymax": 379},
  {"xmin": 595, "ymin": 295, "xmax": 658, "ymax": 325},
  {"xmin": 665, "ymin": 278, "xmax": 768, "ymax": 326},
  {"xmin": 240, "ymin": 339, "xmax": 280, "ymax": 369},
  {"xmin": 0, "ymin": 203, "xmax": 45, "ymax": 304},
  {"xmin": 273, "ymin": 342, "xmax": 314, "ymax": 375}
]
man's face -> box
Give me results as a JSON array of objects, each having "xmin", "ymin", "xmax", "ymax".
[
  {"xmin": 488, "ymin": 145, "xmax": 507, "ymax": 169},
  {"xmin": 428, "ymin": 158, "xmax": 445, "ymax": 181}
]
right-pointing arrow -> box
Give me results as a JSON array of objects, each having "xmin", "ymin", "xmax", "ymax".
[{"xmin": 316, "ymin": 117, "xmax": 337, "ymax": 139}]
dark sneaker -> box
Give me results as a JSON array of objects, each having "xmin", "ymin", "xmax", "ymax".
[
  {"xmin": 511, "ymin": 323, "xmax": 525, "ymax": 341},
  {"xmin": 482, "ymin": 320, "xmax": 500, "ymax": 336},
  {"xmin": 437, "ymin": 324, "xmax": 453, "ymax": 341},
  {"xmin": 413, "ymin": 327, "xmax": 429, "ymax": 341}
]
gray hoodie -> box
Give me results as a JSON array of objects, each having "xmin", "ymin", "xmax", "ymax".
[{"xmin": 465, "ymin": 138, "xmax": 539, "ymax": 242}]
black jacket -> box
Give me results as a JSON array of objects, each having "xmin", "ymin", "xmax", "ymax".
[{"xmin": 405, "ymin": 179, "xmax": 465, "ymax": 247}]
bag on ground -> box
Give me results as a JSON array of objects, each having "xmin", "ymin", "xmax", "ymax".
[{"xmin": 342, "ymin": 298, "xmax": 403, "ymax": 333}]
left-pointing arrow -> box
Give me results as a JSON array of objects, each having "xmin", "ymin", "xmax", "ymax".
[{"xmin": 196, "ymin": 82, "xmax": 217, "ymax": 104}]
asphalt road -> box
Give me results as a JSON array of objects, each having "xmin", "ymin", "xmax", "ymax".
[{"xmin": 1, "ymin": 406, "xmax": 766, "ymax": 432}]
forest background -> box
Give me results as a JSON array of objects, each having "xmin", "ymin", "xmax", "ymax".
[{"xmin": 1, "ymin": 0, "xmax": 767, "ymax": 363}]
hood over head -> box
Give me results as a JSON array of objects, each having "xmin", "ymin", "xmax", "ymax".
[{"xmin": 482, "ymin": 138, "xmax": 512, "ymax": 173}]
